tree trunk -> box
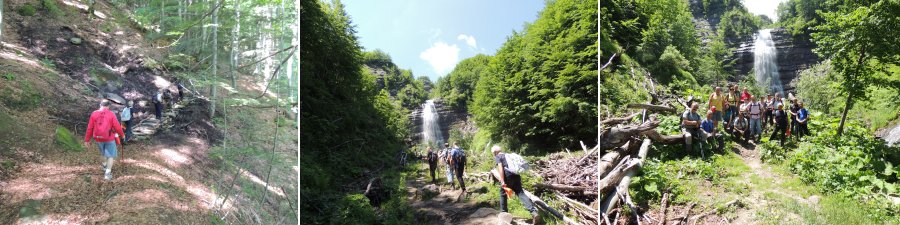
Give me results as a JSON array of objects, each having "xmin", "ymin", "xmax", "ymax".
[
  {"xmin": 1, "ymin": 0, "xmax": 4, "ymax": 43},
  {"xmin": 209, "ymin": 0, "xmax": 218, "ymax": 118},
  {"xmin": 230, "ymin": 0, "xmax": 240, "ymax": 88},
  {"xmin": 836, "ymin": 89, "xmax": 853, "ymax": 136}
]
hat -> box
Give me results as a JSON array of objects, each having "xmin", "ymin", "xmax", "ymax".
[{"xmin": 710, "ymin": 106, "xmax": 716, "ymax": 112}]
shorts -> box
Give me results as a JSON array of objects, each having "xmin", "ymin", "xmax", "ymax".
[
  {"xmin": 712, "ymin": 111, "xmax": 722, "ymax": 122},
  {"xmin": 98, "ymin": 141, "xmax": 118, "ymax": 158}
]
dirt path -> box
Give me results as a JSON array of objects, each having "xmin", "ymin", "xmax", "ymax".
[
  {"xmin": 726, "ymin": 142, "xmax": 817, "ymax": 224},
  {"xmin": 406, "ymin": 165, "xmax": 530, "ymax": 225},
  {"xmin": 0, "ymin": 99, "xmax": 220, "ymax": 224}
]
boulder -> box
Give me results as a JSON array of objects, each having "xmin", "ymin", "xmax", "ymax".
[
  {"xmin": 69, "ymin": 37, "xmax": 82, "ymax": 45},
  {"xmin": 105, "ymin": 93, "xmax": 126, "ymax": 105},
  {"xmin": 469, "ymin": 208, "xmax": 498, "ymax": 218}
]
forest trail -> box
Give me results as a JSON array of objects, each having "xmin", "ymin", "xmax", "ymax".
[
  {"xmin": 0, "ymin": 98, "xmax": 222, "ymax": 224},
  {"xmin": 405, "ymin": 164, "xmax": 532, "ymax": 225},
  {"xmin": 720, "ymin": 141, "xmax": 818, "ymax": 224}
]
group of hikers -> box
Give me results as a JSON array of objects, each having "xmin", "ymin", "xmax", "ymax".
[
  {"xmin": 422, "ymin": 143, "xmax": 541, "ymax": 224},
  {"xmin": 681, "ymin": 84, "xmax": 810, "ymax": 151},
  {"xmin": 83, "ymin": 79, "xmax": 188, "ymax": 181}
]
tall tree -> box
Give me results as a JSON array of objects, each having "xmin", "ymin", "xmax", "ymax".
[
  {"xmin": 812, "ymin": 0, "xmax": 900, "ymax": 136},
  {"xmin": 209, "ymin": 0, "xmax": 219, "ymax": 117}
]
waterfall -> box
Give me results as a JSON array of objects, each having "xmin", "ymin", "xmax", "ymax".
[
  {"xmin": 886, "ymin": 124, "xmax": 900, "ymax": 146},
  {"xmin": 421, "ymin": 100, "xmax": 444, "ymax": 147},
  {"xmin": 754, "ymin": 29, "xmax": 783, "ymax": 96}
]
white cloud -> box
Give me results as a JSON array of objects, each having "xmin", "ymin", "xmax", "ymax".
[
  {"xmin": 457, "ymin": 34, "xmax": 478, "ymax": 49},
  {"xmin": 419, "ymin": 42, "xmax": 460, "ymax": 75}
]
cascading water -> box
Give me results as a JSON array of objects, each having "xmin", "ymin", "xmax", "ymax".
[
  {"xmin": 754, "ymin": 29, "xmax": 784, "ymax": 95},
  {"xmin": 421, "ymin": 100, "xmax": 444, "ymax": 147},
  {"xmin": 885, "ymin": 124, "xmax": 900, "ymax": 146}
]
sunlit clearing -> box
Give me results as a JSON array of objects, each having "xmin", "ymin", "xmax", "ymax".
[
  {"xmin": 239, "ymin": 168, "xmax": 285, "ymax": 197},
  {"xmin": 118, "ymin": 44, "xmax": 138, "ymax": 54},
  {"xmin": 109, "ymin": 189, "xmax": 194, "ymax": 212},
  {"xmin": 153, "ymin": 75, "xmax": 172, "ymax": 89},
  {"xmin": 157, "ymin": 148, "xmax": 193, "ymax": 167}
]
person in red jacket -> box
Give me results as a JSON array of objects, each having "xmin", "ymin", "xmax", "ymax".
[{"xmin": 83, "ymin": 99, "xmax": 125, "ymax": 181}]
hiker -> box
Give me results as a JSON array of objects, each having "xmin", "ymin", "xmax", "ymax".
[
  {"xmin": 439, "ymin": 143, "xmax": 454, "ymax": 185},
  {"xmin": 83, "ymin": 99, "xmax": 126, "ymax": 180},
  {"xmin": 492, "ymin": 145, "xmax": 540, "ymax": 224},
  {"xmin": 701, "ymin": 109, "xmax": 717, "ymax": 150},
  {"xmin": 733, "ymin": 111, "xmax": 749, "ymax": 143},
  {"xmin": 425, "ymin": 146, "xmax": 438, "ymax": 183},
  {"xmin": 770, "ymin": 104, "xmax": 788, "ymax": 147},
  {"xmin": 741, "ymin": 87, "xmax": 751, "ymax": 102},
  {"xmin": 120, "ymin": 100, "xmax": 134, "ymax": 143},
  {"xmin": 173, "ymin": 78, "xmax": 186, "ymax": 102},
  {"xmin": 448, "ymin": 142, "xmax": 466, "ymax": 191},
  {"xmin": 789, "ymin": 99, "xmax": 801, "ymax": 140},
  {"xmin": 153, "ymin": 89, "xmax": 164, "ymax": 119},
  {"xmin": 764, "ymin": 94, "xmax": 775, "ymax": 131},
  {"xmin": 723, "ymin": 101, "xmax": 733, "ymax": 133},
  {"xmin": 163, "ymin": 89, "xmax": 174, "ymax": 109},
  {"xmin": 797, "ymin": 102, "xmax": 810, "ymax": 139},
  {"xmin": 708, "ymin": 87, "xmax": 725, "ymax": 131},
  {"xmin": 747, "ymin": 95, "xmax": 763, "ymax": 142},
  {"xmin": 681, "ymin": 103, "xmax": 707, "ymax": 151}
]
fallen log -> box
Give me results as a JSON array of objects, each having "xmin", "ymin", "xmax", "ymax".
[
  {"xmin": 659, "ymin": 192, "xmax": 669, "ymax": 225},
  {"xmin": 600, "ymin": 120, "xmax": 660, "ymax": 151},
  {"xmin": 642, "ymin": 129, "xmax": 685, "ymax": 144},
  {"xmin": 490, "ymin": 169, "xmax": 583, "ymax": 225},
  {"xmin": 627, "ymin": 103, "xmax": 676, "ymax": 114},
  {"xmin": 535, "ymin": 183, "xmax": 594, "ymax": 194},
  {"xmin": 600, "ymin": 112, "xmax": 641, "ymax": 126},
  {"xmin": 599, "ymin": 139, "xmax": 651, "ymax": 214},
  {"xmin": 523, "ymin": 190, "xmax": 582, "ymax": 225},
  {"xmin": 597, "ymin": 155, "xmax": 638, "ymax": 194},
  {"xmin": 598, "ymin": 142, "xmax": 631, "ymax": 178}
]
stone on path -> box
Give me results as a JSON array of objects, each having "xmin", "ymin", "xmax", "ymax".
[
  {"xmin": 69, "ymin": 37, "xmax": 82, "ymax": 45},
  {"xmin": 497, "ymin": 212, "xmax": 513, "ymax": 225},
  {"xmin": 105, "ymin": 93, "xmax": 125, "ymax": 105},
  {"xmin": 469, "ymin": 207, "xmax": 498, "ymax": 218}
]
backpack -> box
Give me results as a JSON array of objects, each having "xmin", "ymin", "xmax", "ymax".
[
  {"xmin": 505, "ymin": 153, "xmax": 530, "ymax": 174},
  {"xmin": 153, "ymin": 93, "xmax": 163, "ymax": 103},
  {"xmin": 427, "ymin": 150, "xmax": 437, "ymax": 164},
  {"xmin": 92, "ymin": 110, "xmax": 115, "ymax": 140},
  {"xmin": 450, "ymin": 148, "xmax": 466, "ymax": 164},
  {"xmin": 120, "ymin": 107, "xmax": 133, "ymax": 121}
]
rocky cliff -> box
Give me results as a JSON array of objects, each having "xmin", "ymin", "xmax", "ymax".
[{"xmin": 731, "ymin": 28, "xmax": 820, "ymax": 92}]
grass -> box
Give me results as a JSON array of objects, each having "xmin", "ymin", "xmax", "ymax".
[
  {"xmin": 55, "ymin": 127, "xmax": 83, "ymax": 152},
  {"xmin": 17, "ymin": 4, "xmax": 36, "ymax": 16},
  {"xmin": 755, "ymin": 191, "xmax": 896, "ymax": 225},
  {"xmin": 1, "ymin": 79, "xmax": 44, "ymax": 111}
]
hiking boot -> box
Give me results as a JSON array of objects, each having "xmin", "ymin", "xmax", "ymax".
[
  {"xmin": 101, "ymin": 163, "xmax": 107, "ymax": 172},
  {"xmin": 104, "ymin": 172, "xmax": 112, "ymax": 181}
]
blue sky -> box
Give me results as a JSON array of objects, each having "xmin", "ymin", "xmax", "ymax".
[{"xmin": 342, "ymin": 0, "xmax": 546, "ymax": 82}]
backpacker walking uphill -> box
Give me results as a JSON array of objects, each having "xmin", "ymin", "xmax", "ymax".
[
  {"xmin": 84, "ymin": 99, "xmax": 126, "ymax": 181},
  {"xmin": 492, "ymin": 145, "xmax": 540, "ymax": 224},
  {"xmin": 448, "ymin": 143, "xmax": 466, "ymax": 192}
]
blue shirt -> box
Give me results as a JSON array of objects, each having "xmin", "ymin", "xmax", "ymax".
[
  {"xmin": 798, "ymin": 108, "xmax": 809, "ymax": 121},
  {"xmin": 701, "ymin": 119, "xmax": 715, "ymax": 133}
]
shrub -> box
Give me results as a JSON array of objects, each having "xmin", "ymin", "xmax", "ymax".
[
  {"xmin": 42, "ymin": 0, "xmax": 64, "ymax": 18},
  {"xmin": 18, "ymin": 4, "xmax": 36, "ymax": 16},
  {"xmin": 56, "ymin": 127, "xmax": 83, "ymax": 152}
]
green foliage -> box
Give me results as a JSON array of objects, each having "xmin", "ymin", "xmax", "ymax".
[
  {"xmin": 55, "ymin": 127, "xmax": 83, "ymax": 152},
  {"xmin": 795, "ymin": 61, "xmax": 900, "ymax": 130},
  {"xmin": 41, "ymin": 0, "xmax": 64, "ymax": 18},
  {"xmin": 473, "ymin": 0, "xmax": 597, "ymax": 153},
  {"xmin": 163, "ymin": 53, "xmax": 196, "ymax": 70},
  {"xmin": 362, "ymin": 50, "xmax": 428, "ymax": 111},
  {"xmin": 759, "ymin": 115, "xmax": 900, "ymax": 212},
  {"xmin": 434, "ymin": 54, "xmax": 491, "ymax": 111},
  {"xmin": 40, "ymin": 58, "xmax": 56, "ymax": 69},
  {"xmin": 18, "ymin": 4, "xmax": 37, "ymax": 16},
  {"xmin": 300, "ymin": 1, "xmax": 412, "ymax": 223},
  {"xmin": 636, "ymin": 0, "xmax": 701, "ymax": 78},
  {"xmin": 717, "ymin": 8, "xmax": 760, "ymax": 40},
  {"xmin": 811, "ymin": 0, "xmax": 900, "ymax": 135},
  {"xmin": 2, "ymin": 73, "xmax": 15, "ymax": 81}
]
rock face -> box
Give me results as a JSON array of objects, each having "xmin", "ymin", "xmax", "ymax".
[
  {"xmin": 731, "ymin": 28, "xmax": 820, "ymax": 93},
  {"xmin": 408, "ymin": 99, "xmax": 470, "ymax": 145}
]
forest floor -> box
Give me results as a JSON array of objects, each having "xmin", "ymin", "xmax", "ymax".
[{"xmin": 639, "ymin": 136, "xmax": 886, "ymax": 225}]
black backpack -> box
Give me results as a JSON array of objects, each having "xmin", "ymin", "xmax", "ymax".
[{"xmin": 427, "ymin": 150, "xmax": 437, "ymax": 164}]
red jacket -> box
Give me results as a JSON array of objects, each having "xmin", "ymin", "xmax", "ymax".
[
  {"xmin": 740, "ymin": 91, "xmax": 751, "ymax": 102},
  {"xmin": 84, "ymin": 109, "xmax": 125, "ymax": 143}
]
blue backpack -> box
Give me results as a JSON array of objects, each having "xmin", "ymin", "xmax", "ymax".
[{"xmin": 450, "ymin": 148, "xmax": 466, "ymax": 165}]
